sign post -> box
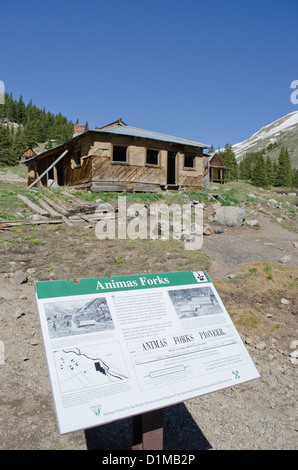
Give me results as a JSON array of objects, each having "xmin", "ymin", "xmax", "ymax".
[
  {"xmin": 34, "ymin": 270, "xmax": 259, "ymax": 446},
  {"xmin": 132, "ymin": 409, "xmax": 163, "ymax": 450}
]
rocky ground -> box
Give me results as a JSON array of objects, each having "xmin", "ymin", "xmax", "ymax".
[{"xmin": 0, "ymin": 182, "xmax": 297, "ymax": 450}]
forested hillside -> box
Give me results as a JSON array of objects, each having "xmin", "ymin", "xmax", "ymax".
[{"xmin": 0, "ymin": 93, "xmax": 75, "ymax": 166}]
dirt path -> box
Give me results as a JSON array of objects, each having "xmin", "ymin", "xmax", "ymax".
[{"xmin": 203, "ymin": 213, "xmax": 298, "ymax": 280}]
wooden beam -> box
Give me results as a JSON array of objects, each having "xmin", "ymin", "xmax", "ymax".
[
  {"xmin": 17, "ymin": 194, "xmax": 49, "ymax": 216},
  {"xmin": 42, "ymin": 196, "xmax": 70, "ymax": 216},
  {"xmin": 60, "ymin": 215, "xmax": 74, "ymax": 227},
  {"xmin": 132, "ymin": 409, "xmax": 164, "ymax": 450},
  {"xmin": 27, "ymin": 150, "xmax": 68, "ymax": 189},
  {"xmin": 77, "ymin": 213, "xmax": 94, "ymax": 224},
  {"xmin": 0, "ymin": 219, "xmax": 64, "ymax": 229},
  {"xmin": 38, "ymin": 199, "xmax": 63, "ymax": 218},
  {"xmin": 38, "ymin": 198, "xmax": 74, "ymax": 226}
]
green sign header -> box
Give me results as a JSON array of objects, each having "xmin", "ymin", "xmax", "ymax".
[{"xmin": 35, "ymin": 270, "xmax": 210, "ymax": 299}]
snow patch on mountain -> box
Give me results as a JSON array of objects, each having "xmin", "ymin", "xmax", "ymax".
[{"xmin": 232, "ymin": 111, "xmax": 298, "ymax": 161}]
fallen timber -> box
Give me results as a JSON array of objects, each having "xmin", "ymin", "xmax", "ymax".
[{"xmin": 1, "ymin": 191, "xmax": 105, "ymax": 230}]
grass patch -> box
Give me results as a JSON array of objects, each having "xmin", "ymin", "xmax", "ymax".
[{"xmin": 235, "ymin": 309, "xmax": 260, "ymax": 330}]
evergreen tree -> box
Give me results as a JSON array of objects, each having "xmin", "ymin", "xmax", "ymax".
[
  {"xmin": 251, "ymin": 153, "xmax": 268, "ymax": 188},
  {"xmin": 272, "ymin": 160, "xmax": 278, "ymax": 186},
  {"xmin": 292, "ymin": 168, "xmax": 298, "ymax": 188},
  {"xmin": 209, "ymin": 144, "xmax": 215, "ymax": 154},
  {"xmin": 0, "ymin": 91, "xmax": 74, "ymax": 165},
  {"xmin": 10, "ymin": 127, "xmax": 27, "ymax": 158},
  {"xmin": 276, "ymin": 146, "xmax": 292, "ymax": 187},
  {"xmin": 265, "ymin": 155, "xmax": 274, "ymax": 186},
  {"xmin": 219, "ymin": 143, "xmax": 239, "ymax": 180},
  {"xmin": 23, "ymin": 119, "xmax": 38, "ymax": 148},
  {"xmin": 4, "ymin": 93, "xmax": 16, "ymax": 121},
  {"xmin": 0, "ymin": 124, "xmax": 13, "ymax": 165},
  {"xmin": 16, "ymin": 95, "xmax": 26, "ymax": 124},
  {"xmin": 239, "ymin": 152, "xmax": 256, "ymax": 180}
]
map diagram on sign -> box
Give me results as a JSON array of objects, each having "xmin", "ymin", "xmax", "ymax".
[{"xmin": 53, "ymin": 342, "xmax": 129, "ymax": 393}]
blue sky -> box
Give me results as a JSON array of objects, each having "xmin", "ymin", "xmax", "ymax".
[{"xmin": 1, "ymin": 0, "xmax": 297, "ymax": 148}]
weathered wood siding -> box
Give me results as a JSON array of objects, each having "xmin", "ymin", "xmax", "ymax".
[
  {"xmin": 27, "ymin": 131, "xmax": 208, "ymax": 191},
  {"xmin": 176, "ymin": 151, "xmax": 204, "ymax": 188},
  {"xmin": 63, "ymin": 155, "xmax": 93, "ymax": 186}
]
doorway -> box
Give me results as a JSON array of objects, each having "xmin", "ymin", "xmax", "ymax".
[{"xmin": 167, "ymin": 151, "xmax": 176, "ymax": 185}]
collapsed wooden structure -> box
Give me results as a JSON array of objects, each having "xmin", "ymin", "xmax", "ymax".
[
  {"xmin": 24, "ymin": 120, "xmax": 211, "ymax": 192},
  {"xmin": 0, "ymin": 190, "xmax": 101, "ymax": 230}
]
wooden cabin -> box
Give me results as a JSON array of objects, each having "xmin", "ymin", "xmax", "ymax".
[
  {"xmin": 25, "ymin": 120, "xmax": 211, "ymax": 192},
  {"xmin": 19, "ymin": 148, "xmax": 37, "ymax": 166},
  {"xmin": 209, "ymin": 152, "xmax": 230, "ymax": 184}
]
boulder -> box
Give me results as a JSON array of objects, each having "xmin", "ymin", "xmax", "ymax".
[
  {"xmin": 246, "ymin": 219, "xmax": 259, "ymax": 227},
  {"xmin": 212, "ymin": 206, "xmax": 245, "ymax": 227},
  {"xmin": 13, "ymin": 270, "xmax": 28, "ymax": 285},
  {"xmin": 203, "ymin": 225, "xmax": 213, "ymax": 235},
  {"xmin": 279, "ymin": 255, "xmax": 291, "ymax": 265},
  {"xmin": 268, "ymin": 199, "xmax": 279, "ymax": 206},
  {"xmin": 214, "ymin": 227, "xmax": 225, "ymax": 234}
]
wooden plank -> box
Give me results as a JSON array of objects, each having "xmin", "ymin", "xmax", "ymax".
[
  {"xmin": 77, "ymin": 213, "xmax": 94, "ymax": 224},
  {"xmin": 60, "ymin": 215, "xmax": 74, "ymax": 227},
  {"xmin": 38, "ymin": 199, "xmax": 62, "ymax": 218},
  {"xmin": 0, "ymin": 219, "xmax": 64, "ymax": 229},
  {"xmin": 17, "ymin": 194, "xmax": 49, "ymax": 216},
  {"xmin": 38, "ymin": 198, "xmax": 74, "ymax": 226},
  {"xmin": 27, "ymin": 150, "xmax": 68, "ymax": 189},
  {"xmin": 132, "ymin": 410, "xmax": 164, "ymax": 450},
  {"xmin": 42, "ymin": 196, "xmax": 70, "ymax": 216},
  {"xmin": 61, "ymin": 191, "xmax": 86, "ymax": 207},
  {"xmin": 141, "ymin": 409, "xmax": 163, "ymax": 450},
  {"xmin": 132, "ymin": 414, "xmax": 143, "ymax": 450}
]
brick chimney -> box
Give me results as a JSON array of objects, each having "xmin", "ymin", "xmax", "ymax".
[{"xmin": 73, "ymin": 123, "xmax": 85, "ymax": 137}]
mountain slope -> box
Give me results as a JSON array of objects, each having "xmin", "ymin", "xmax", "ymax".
[{"xmin": 232, "ymin": 111, "xmax": 298, "ymax": 167}]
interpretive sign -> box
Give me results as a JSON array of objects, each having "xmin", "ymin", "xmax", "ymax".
[{"xmin": 35, "ymin": 270, "xmax": 259, "ymax": 434}]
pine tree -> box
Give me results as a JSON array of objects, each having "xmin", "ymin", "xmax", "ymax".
[
  {"xmin": 265, "ymin": 155, "xmax": 274, "ymax": 186},
  {"xmin": 0, "ymin": 124, "xmax": 13, "ymax": 165},
  {"xmin": 239, "ymin": 153, "xmax": 255, "ymax": 180},
  {"xmin": 0, "ymin": 92, "xmax": 75, "ymax": 166},
  {"xmin": 219, "ymin": 143, "xmax": 239, "ymax": 180},
  {"xmin": 10, "ymin": 127, "xmax": 27, "ymax": 160},
  {"xmin": 276, "ymin": 146, "xmax": 292, "ymax": 187},
  {"xmin": 292, "ymin": 168, "xmax": 298, "ymax": 188},
  {"xmin": 23, "ymin": 119, "xmax": 38, "ymax": 148},
  {"xmin": 16, "ymin": 95, "xmax": 26, "ymax": 124},
  {"xmin": 272, "ymin": 160, "xmax": 278, "ymax": 186},
  {"xmin": 251, "ymin": 153, "xmax": 268, "ymax": 188}
]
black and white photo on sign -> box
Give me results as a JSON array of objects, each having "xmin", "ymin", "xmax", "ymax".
[
  {"xmin": 167, "ymin": 287, "xmax": 223, "ymax": 319},
  {"xmin": 44, "ymin": 297, "xmax": 114, "ymax": 338}
]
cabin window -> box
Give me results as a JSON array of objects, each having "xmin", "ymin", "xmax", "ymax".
[
  {"xmin": 73, "ymin": 149, "xmax": 81, "ymax": 165},
  {"xmin": 146, "ymin": 149, "xmax": 159, "ymax": 166},
  {"xmin": 113, "ymin": 145, "xmax": 127, "ymax": 162},
  {"xmin": 184, "ymin": 153, "xmax": 195, "ymax": 168}
]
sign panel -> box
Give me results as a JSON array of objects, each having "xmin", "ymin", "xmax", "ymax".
[{"xmin": 35, "ymin": 270, "xmax": 259, "ymax": 434}]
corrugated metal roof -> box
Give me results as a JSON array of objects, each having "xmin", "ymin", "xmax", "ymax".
[
  {"xmin": 25, "ymin": 123, "xmax": 210, "ymax": 164},
  {"xmin": 94, "ymin": 124, "xmax": 210, "ymax": 149}
]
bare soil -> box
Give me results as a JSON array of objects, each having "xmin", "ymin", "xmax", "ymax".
[{"xmin": 0, "ymin": 184, "xmax": 297, "ymax": 450}]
